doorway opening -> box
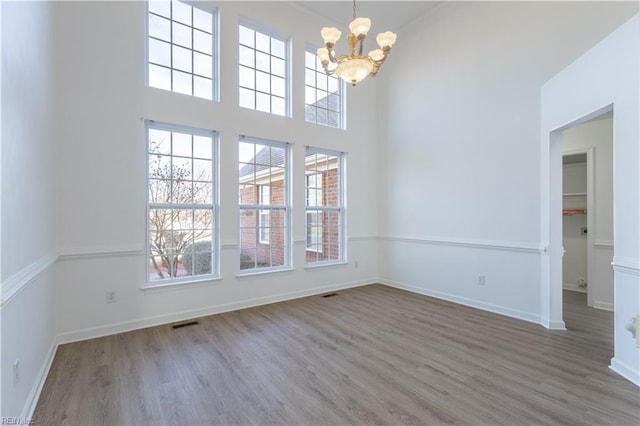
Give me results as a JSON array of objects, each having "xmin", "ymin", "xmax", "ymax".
[{"xmin": 558, "ymin": 110, "xmax": 614, "ymax": 358}]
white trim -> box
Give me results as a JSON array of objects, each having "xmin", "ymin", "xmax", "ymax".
[
  {"xmin": 593, "ymin": 302, "xmax": 614, "ymax": 312},
  {"xmin": 612, "ymin": 257, "xmax": 640, "ymax": 276},
  {"xmin": 594, "ymin": 240, "xmax": 614, "ymax": 248},
  {"xmin": 379, "ymin": 278, "xmax": 545, "ymax": 326},
  {"xmin": 221, "ymin": 242, "xmax": 237, "ymax": 249},
  {"xmin": 609, "ymin": 358, "xmax": 640, "ymax": 387},
  {"xmin": 0, "ymin": 253, "xmax": 57, "ymax": 307},
  {"xmin": 22, "ymin": 337, "xmax": 58, "ymax": 419},
  {"xmin": 304, "ymin": 261, "xmax": 349, "ymax": 270},
  {"xmin": 57, "ymin": 278, "xmax": 376, "ymax": 344},
  {"xmin": 379, "ymin": 235, "xmax": 544, "ymax": 254},
  {"xmin": 563, "ymin": 282, "xmax": 587, "ymax": 293},
  {"xmin": 57, "ymin": 246, "xmax": 143, "ymax": 261},
  {"xmin": 348, "ymin": 235, "xmax": 378, "ymax": 242}
]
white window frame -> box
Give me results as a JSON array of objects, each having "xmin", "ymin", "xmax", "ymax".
[
  {"xmin": 305, "ymin": 147, "xmax": 345, "ymax": 265},
  {"xmin": 146, "ymin": 0, "xmax": 219, "ymax": 100},
  {"xmin": 304, "ymin": 45, "xmax": 345, "ymax": 129},
  {"xmin": 258, "ymin": 185, "xmax": 270, "ymax": 244},
  {"xmin": 145, "ymin": 120, "xmax": 219, "ymax": 287},
  {"xmin": 238, "ymin": 18, "xmax": 290, "ymax": 116},
  {"xmin": 238, "ymin": 136, "xmax": 291, "ymax": 274}
]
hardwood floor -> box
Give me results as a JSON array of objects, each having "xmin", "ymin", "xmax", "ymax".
[{"xmin": 34, "ymin": 285, "xmax": 639, "ymax": 425}]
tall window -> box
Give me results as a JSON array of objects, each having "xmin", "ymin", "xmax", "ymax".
[
  {"xmin": 146, "ymin": 121, "xmax": 218, "ymax": 284},
  {"xmin": 238, "ymin": 23, "xmax": 288, "ymax": 116},
  {"xmin": 147, "ymin": 0, "xmax": 216, "ymax": 100},
  {"xmin": 305, "ymin": 148, "xmax": 344, "ymax": 264},
  {"xmin": 305, "ymin": 48, "xmax": 344, "ymax": 129},
  {"xmin": 239, "ymin": 137, "xmax": 290, "ymax": 271}
]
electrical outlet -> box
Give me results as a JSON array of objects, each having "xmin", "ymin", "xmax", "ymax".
[
  {"xmin": 478, "ymin": 275, "xmax": 485, "ymax": 286},
  {"xmin": 106, "ymin": 291, "xmax": 117, "ymax": 303},
  {"xmin": 13, "ymin": 359, "xmax": 20, "ymax": 386}
]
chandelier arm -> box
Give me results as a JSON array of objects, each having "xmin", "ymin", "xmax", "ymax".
[{"xmin": 326, "ymin": 46, "xmax": 339, "ymax": 63}]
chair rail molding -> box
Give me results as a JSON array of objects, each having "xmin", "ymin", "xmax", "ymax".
[{"xmin": 0, "ymin": 253, "xmax": 57, "ymax": 307}]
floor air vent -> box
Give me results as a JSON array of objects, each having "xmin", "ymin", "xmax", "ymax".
[
  {"xmin": 171, "ymin": 320, "xmax": 200, "ymax": 329},
  {"xmin": 322, "ymin": 293, "xmax": 339, "ymax": 298}
]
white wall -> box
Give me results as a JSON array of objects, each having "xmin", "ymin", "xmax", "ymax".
[
  {"xmin": 562, "ymin": 162, "xmax": 588, "ymax": 292},
  {"xmin": 376, "ymin": 1, "xmax": 637, "ymax": 324},
  {"xmin": 541, "ymin": 14, "xmax": 640, "ymax": 385},
  {"xmin": 0, "ymin": 1, "xmax": 57, "ymax": 417},
  {"xmin": 562, "ymin": 114, "xmax": 614, "ymax": 309},
  {"xmin": 53, "ymin": 1, "xmax": 379, "ymax": 342}
]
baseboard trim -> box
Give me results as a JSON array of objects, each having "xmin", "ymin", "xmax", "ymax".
[
  {"xmin": 379, "ymin": 235, "xmax": 544, "ymax": 254},
  {"xmin": 57, "ymin": 278, "xmax": 377, "ymax": 344},
  {"xmin": 610, "ymin": 358, "xmax": 640, "ymax": 387},
  {"xmin": 379, "ymin": 278, "xmax": 542, "ymax": 326},
  {"xmin": 593, "ymin": 302, "xmax": 614, "ymax": 312},
  {"xmin": 22, "ymin": 337, "xmax": 58, "ymax": 419},
  {"xmin": 563, "ymin": 283, "xmax": 587, "ymax": 293}
]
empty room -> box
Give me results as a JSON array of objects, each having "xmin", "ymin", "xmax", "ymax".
[{"xmin": 1, "ymin": 0, "xmax": 639, "ymax": 424}]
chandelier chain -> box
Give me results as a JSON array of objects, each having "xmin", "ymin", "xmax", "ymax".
[{"xmin": 352, "ymin": 0, "xmax": 356, "ymax": 20}]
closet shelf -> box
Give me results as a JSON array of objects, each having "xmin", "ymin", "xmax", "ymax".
[{"xmin": 563, "ymin": 209, "xmax": 587, "ymax": 216}]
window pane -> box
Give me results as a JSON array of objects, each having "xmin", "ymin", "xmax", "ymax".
[
  {"xmin": 147, "ymin": 1, "xmax": 216, "ymax": 99},
  {"xmin": 256, "ymin": 51, "xmax": 270, "ymax": 73},
  {"xmin": 147, "ymin": 122, "xmax": 217, "ymax": 284},
  {"xmin": 173, "ymin": 45, "xmax": 192, "ymax": 73},
  {"xmin": 305, "ymin": 49, "xmax": 343, "ymax": 128},
  {"xmin": 239, "ymin": 87, "xmax": 255, "ymax": 109},
  {"xmin": 272, "ymin": 97, "xmax": 285, "ymax": 117},
  {"xmin": 149, "ymin": 1, "xmax": 171, "ymax": 18},
  {"xmin": 239, "ymin": 45, "xmax": 255, "ymax": 67},
  {"xmin": 149, "ymin": 64, "xmax": 171, "ymax": 91},
  {"xmin": 193, "ymin": 136, "xmax": 212, "ymax": 159},
  {"xmin": 193, "ymin": 7, "xmax": 212, "ymax": 33},
  {"xmin": 149, "ymin": 38, "xmax": 171, "ymax": 67},
  {"xmin": 255, "ymin": 32, "xmax": 270, "ymax": 52},
  {"xmin": 172, "ymin": 69, "xmax": 192, "ymax": 95},
  {"xmin": 149, "ymin": 14, "xmax": 171, "ymax": 41},
  {"xmin": 237, "ymin": 24, "xmax": 288, "ymax": 116},
  {"xmin": 239, "ymin": 66, "xmax": 255, "ymax": 90},
  {"xmin": 193, "ymin": 30, "xmax": 212, "ymax": 55},
  {"xmin": 272, "ymin": 39, "xmax": 285, "ymax": 58},
  {"xmin": 194, "ymin": 52, "xmax": 212, "ymax": 77},
  {"xmin": 256, "ymin": 71, "xmax": 270, "ymax": 93},
  {"xmin": 256, "ymin": 92, "xmax": 270, "ymax": 113},
  {"xmin": 193, "ymin": 76, "xmax": 212, "ymax": 100},
  {"xmin": 172, "ymin": 21, "xmax": 192, "ymax": 48},
  {"xmin": 239, "ymin": 25, "xmax": 254, "ymax": 47},
  {"xmin": 172, "ymin": 0, "xmax": 192, "ymax": 25},
  {"xmin": 239, "ymin": 139, "xmax": 289, "ymax": 271}
]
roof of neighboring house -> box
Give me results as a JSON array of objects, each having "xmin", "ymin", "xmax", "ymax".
[
  {"xmin": 239, "ymin": 146, "xmax": 286, "ymax": 178},
  {"xmin": 304, "ymin": 91, "xmax": 341, "ymax": 128}
]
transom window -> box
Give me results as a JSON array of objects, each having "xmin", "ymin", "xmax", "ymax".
[
  {"xmin": 305, "ymin": 147, "xmax": 345, "ymax": 264},
  {"xmin": 146, "ymin": 121, "xmax": 218, "ymax": 285},
  {"xmin": 238, "ymin": 23, "xmax": 288, "ymax": 116},
  {"xmin": 305, "ymin": 48, "xmax": 344, "ymax": 129},
  {"xmin": 147, "ymin": 0, "xmax": 216, "ymax": 100},
  {"xmin": 239, "ymin": 137, "xmax": 290, "ymax": 272}
]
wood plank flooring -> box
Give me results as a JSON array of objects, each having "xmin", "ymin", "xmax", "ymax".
[{"xmin": 34, "ymin": 285, "xmax": 639, "ymax": 425}]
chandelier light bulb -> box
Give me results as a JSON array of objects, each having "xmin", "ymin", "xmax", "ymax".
[
  {"xmin": 376, "ymin": 31, "xmax": 397, "ymax": 49},
  {"xmin": 321, "ymin": 27, "xmax": 342, "ymax": 45},
  {"xmin": 316, "ymin": 47, "xmax": 331, "ymax": 64},
  {"xmin": 368, "ymin": 49, "xmax": 385, "ymax": 62},
  {"xmin": 348, "ymin": 17, "xmax": 372, "ymax": 38}
]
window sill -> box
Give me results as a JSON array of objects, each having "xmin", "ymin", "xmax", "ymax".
[
  {"xmin": 236, "ymin": 267, "xmax": 294, "ymax": 278},
  {"xmin": 142, "ymin": 275, "xmax": 223, "ymax": 293},
  {"xmin": 304, "ymin": 261, "xmax": 349, "ymax": 270}
]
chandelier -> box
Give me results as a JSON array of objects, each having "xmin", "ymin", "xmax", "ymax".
[{"xmin": 317, "ymin": 0, "xmax": 397, "ymax": 86}]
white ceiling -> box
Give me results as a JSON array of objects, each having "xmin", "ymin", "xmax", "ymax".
[{"xmin": 295, "ymin": 1, "xmax": 442, "ymax": 32}]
